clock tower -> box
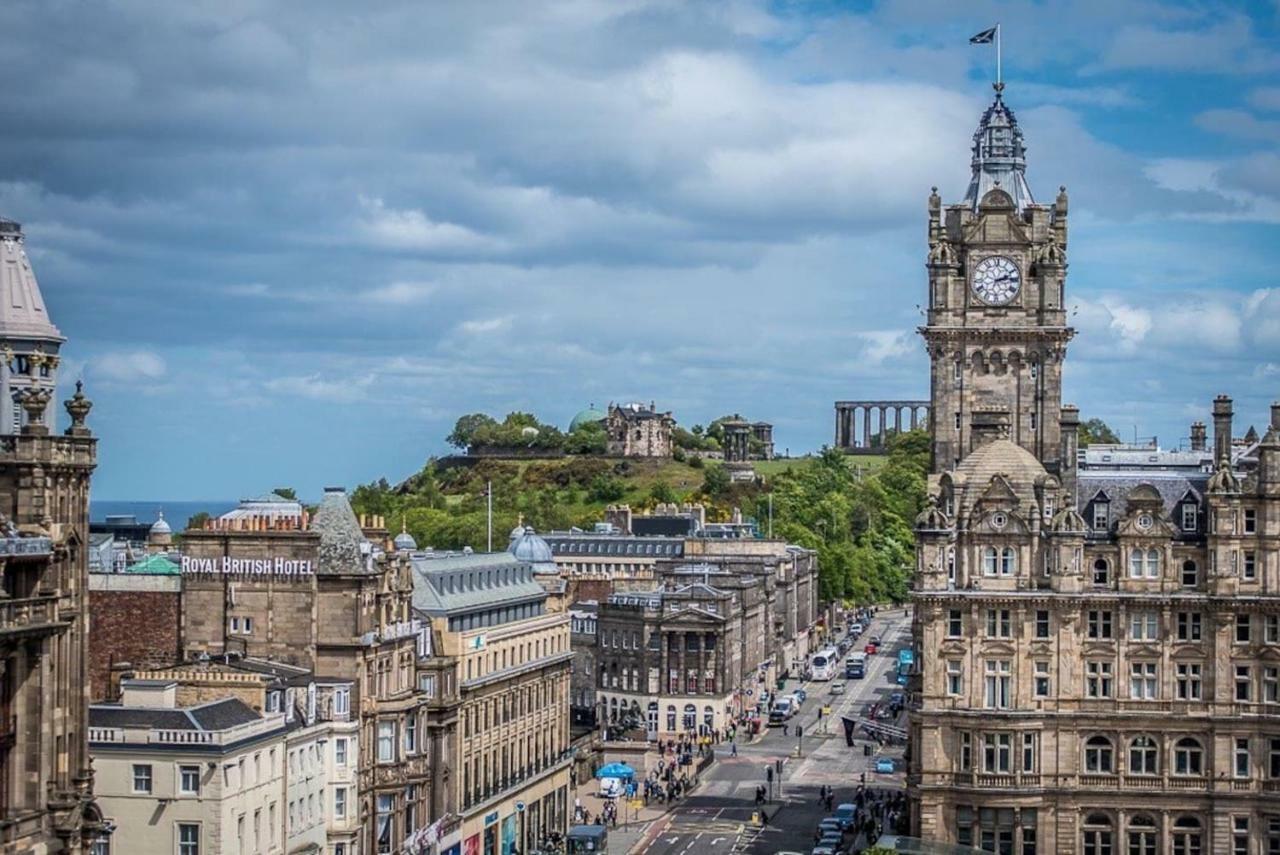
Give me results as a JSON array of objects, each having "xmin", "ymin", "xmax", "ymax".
[{"xmin": 921, "ymin": 84, "xmax": 1076, "ymax": 484}]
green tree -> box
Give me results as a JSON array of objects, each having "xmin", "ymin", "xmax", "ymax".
[
  {"xmin": 1079, "ymin": 417, "xmax": 1120, "ymax": 447},
  {"xmin": 564, "ymin": 421, "xmax": 607, "ymax": 454},
  {"xmin": 447, "ymin": 413, "xmax": 498, "ymax": 450},
  {"xmin": 701, "ymin": 464, "xmax": 731, "ymax": 497},
  {"xmin": 186, "ymin": 511, "xmax": 211, "ymax": 531},
  {"xmin": 587, "ymin": 474, "xmax": 626, "ymax": 503},
  {"xmin": 273, "ymin": 487, "xmax": 298, "ymax": 500},
  {"xmin": 649, "ymin": 481, "xmax": 676, "ymax": 504}
]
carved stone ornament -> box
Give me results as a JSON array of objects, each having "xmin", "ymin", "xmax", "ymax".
[{"xmin": 64, "ymin": 381, "xmax": 92, "ymax": 435}]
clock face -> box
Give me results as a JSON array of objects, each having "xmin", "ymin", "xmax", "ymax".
[{"xmin": 971, "ymin": 255, "xmax": 1021, "ymax": 305}]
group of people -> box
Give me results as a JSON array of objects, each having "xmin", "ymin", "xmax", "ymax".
[
  {"xmin": 852, "ymin": 785, "xmax": 907, "ymax": 845},
  {"xmin": 643, "ymin": 753, "xmax": 694, "ymax": 805}
]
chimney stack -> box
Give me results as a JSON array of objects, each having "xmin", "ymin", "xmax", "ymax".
[
  {"xmin": 1190, "ymin": 421, "xmax": 1207, "ymax": 452},
  {"xmin": 1213, "ymin": 394, "xmax": 1234, "ymax": 466},
  {"xmin": 1271, "ymin": 401, "xmax": 1280, "ymax": 433}
]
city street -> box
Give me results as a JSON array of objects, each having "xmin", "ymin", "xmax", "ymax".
[{"xmin": 628, "ymin": 608, "xmax": 913, "ymax": 854}]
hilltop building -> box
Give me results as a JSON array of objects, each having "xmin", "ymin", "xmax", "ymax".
[
  {"xmin": 0, "ymin": 217, "xmax": 106, "ymax": 852},
  {"xmin": 604, "ymin": 402, "xmax": 675, "ymax": 458},
  {"xmin": 909, "ymin": 83, "xmax": 1280, "ymax": 855}
]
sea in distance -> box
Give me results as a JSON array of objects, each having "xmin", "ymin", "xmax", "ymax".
[{"xmin": 90, "ymin": 500, "xmax": 238, "ymax": 533}]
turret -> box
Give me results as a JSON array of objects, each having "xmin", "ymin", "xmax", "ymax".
[
  {"xmin": 1213, "ymin": 394, "xmax": 1234, "ymax": 467},
  {"xmin": 0, "ymin": 218, "xmax": 65, "ymax": 436}
]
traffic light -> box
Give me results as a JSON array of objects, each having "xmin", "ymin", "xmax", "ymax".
[
  {"xmin": 766, "ymin": 766, "xmax": 774, "ymax": 782},
  {"xmin": 796, "ymin": 726, "xmax": 803, "ymax": 739}
]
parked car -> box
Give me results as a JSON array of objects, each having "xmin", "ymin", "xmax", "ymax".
[
  {"xmin": 833, "ymin": 803, "xmax": 858, "ymax": 830},
  {"xmin": 811, "ymin": 847, "xmax": 836, "ymax": 855},
  {"xmin": 792, "ymin": 688, "xmax": 807, "ymax": 704},
  {"xmin": 830, "ymin": 681, "xmax": 846, "ymax": 695},
  {"xmin": 875, "ymin": 757, "xmax": 897, "ymax": 774},
  {"xmin": 818, "ymin": 818, "xmax": 842, "ymax": 836},
  {"xmin": 889, "ymin": 691, "xmax": 905, "ymax": 706},
  {"xmin": 850, "ymin": 622, "xmax": 864, "ymax": 635},
  {"xmin": 818, "ymin": 832, "xmax": 843, "ymax": 850}
]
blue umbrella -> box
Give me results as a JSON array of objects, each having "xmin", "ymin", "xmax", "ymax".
[{"xmin": 595, "ymin": 762, "xmax": 636, "ymax": 779}]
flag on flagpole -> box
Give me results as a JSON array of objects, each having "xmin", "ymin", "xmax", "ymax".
[{"xmin": 970, "ymin": 26, "xmax": 998, "ymax": 44}]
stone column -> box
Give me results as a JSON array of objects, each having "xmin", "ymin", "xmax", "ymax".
[
  {"xmin": 863, "ymin": 408, "xmax": 872, "ymax": 451},
  {"xmin": 895, "ymin": 407, "xmax": 903, "ymax": 434}
]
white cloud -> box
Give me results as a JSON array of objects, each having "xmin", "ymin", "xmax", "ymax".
[
  {"xmin": 354, "ymin": 196, "xmax": 495, "ymax": 253},
  {"xmin": 859, "ymin": 330, "xmax": 914, "ymax": 364},
  {"xmin": 366, "ymin": 281, "xmax": 437, "ymax": 305},
  {"xmin": 458, "ymin": 315, "xmax": 514, "ymax": 335},
  {"xmin": 1095, "ymin": 16, "xmax": 1279, "ymax": 74},
  {"xmin": 92, "ymin": 350, "xmax": 167, "ymax": 382},
  {"xmin": 263, "ymin": 373, "xmax": 374, "ymax": 403}
]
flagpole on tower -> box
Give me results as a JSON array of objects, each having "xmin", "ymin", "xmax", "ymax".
[{"xmin": 996, "ymin": 22, "xmax": 1002, "ymax": 87}]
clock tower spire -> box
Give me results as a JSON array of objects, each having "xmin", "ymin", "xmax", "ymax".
[{"xmin": 921, "ymin": 86, "xmax": 1075, "ymax": 488}]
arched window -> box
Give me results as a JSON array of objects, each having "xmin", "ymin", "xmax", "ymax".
[
  {"xmin": 666, "ymin": 705, "xmax": 676, "ymax": 732},
  {"xmin": 703, "ymin": 705, "xmax": 714, "ymax": 727},
  {"xmin": 1127, "ymin": 815, "xmax": 1157, "ymax": 855},
  {"xmin": 1082, "ymin": 813, "xmax": 1113, "ymax": 855},
  {"xmin": 1182, "ymin": 559, "xmax": 1198, "ymax": 587},
  {"xmin": 1174, "ymin": 738, "xmax": 1203, "ymax": 776},
  {"xmin": 1172, "ymin": 816, "xmax": 1202, "ymax": 855},
  {"xmin": 1128, "ymin": 736, "xmax": 1158, "ymax": 775},
  {"xmin": 983, "ymin": 547, "xmax": 998, "ymax": 575},
  {"xmin": 1092, "ymin": 558, "xmax": 1109, "ymax": 586},
  {"xmin": 1084, "ymin": 736, "xmax": 1114, "ymax": 773},
  {"xmin": 1145, "ymin": 549, "xmax": 1160, "ymax": 578},
  {"xmin": 682, "ymin": 704, "xmax": 697, "ymax": 731},
  {"xmin": 608, "ymin": 697, "xmax": 618, "ymax": 722},
  {"xmin": 1000, "ymin": 547, "xmax": 1016, "ymax": 575}
]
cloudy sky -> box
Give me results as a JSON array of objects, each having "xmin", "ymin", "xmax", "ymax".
[{"xmin": 8, "ymin": 1, "xmax": 1280, "ymax": 499}]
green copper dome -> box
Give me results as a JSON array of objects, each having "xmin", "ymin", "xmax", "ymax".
[{"xmin": 569, "ymin": 406, "xmax": 607, "ymax": 432}]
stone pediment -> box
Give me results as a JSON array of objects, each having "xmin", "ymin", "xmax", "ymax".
[
  {"xmin": 975, "ymin": 474, "xmax": 1020, "ymax": 508},
  {"xmin": 1115, "ymin": 511, "xmax": 1176, "ymax": 539},
  {"xmin": 962, "ymin": 212, "xmax": 1031, "ymax": 247},
  {"xmin": 972, "ymin": 508, "xmax": 1030, "ymax": 535},
  {"xmin": 661, "ymin": 608, "xmax": 725, "ymax": 628},
  {"xmin": 979, "ymin": 640, "xmax": 1017, "ymax": 657}
]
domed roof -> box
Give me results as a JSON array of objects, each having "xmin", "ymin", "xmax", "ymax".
[
  {"xmin": 509, "ymin": 526, "xmax": 558, "ymax": 575},
  {"xmin": 149, "ymin": 511, "xmax": 172, "ymax": 537},
  {"xmin": 394, "ymin": 529, "xmax": 418, "ymax": 552},
  {"xmin": 950, "ymin": 439, "xmax": 1052, "ymax": 517},
  {"xmin": 569, "ymin": 406, "xmax": 607, "ymax": 432}
]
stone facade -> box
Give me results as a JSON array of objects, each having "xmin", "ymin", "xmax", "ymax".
[
  {"xmin": 0, "ymin": 218, "xmax": 105, "ymax": 853},
  {"xmin": 909, "ymin": 84, "xmax": 1280, "ymax": 855},
  {"xmin": 179, "ymin": 490, "xmax": 440, "ymax": 855},
  {"xmin": 604, "ymin": 402, "xmax": 674, "ymax": 458},
  {"xmin": 409, "ymin": 550, "xmax": 571, "ymax": 855}
]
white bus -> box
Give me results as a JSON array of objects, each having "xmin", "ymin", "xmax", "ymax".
[{"xmin": 811, "ymin": 647, "xmax": 840, "ymax": 681}]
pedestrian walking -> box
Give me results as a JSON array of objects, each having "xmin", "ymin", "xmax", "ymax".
[{"xmin": 731, "ymin": 740, "xmax": 737, "ymax": 757}]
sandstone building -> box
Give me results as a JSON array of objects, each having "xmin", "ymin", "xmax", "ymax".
[
  {"xmin": 178, "ymin": 490, "xmax": 441, "ymax": 855},
  {"xmin": 908, "ymin": 83, "xmax": 1280, "ymax": 855},
  {"xmin": 0, "ymin": 218, "xmax": 105, "ymax": 853},
  {"xmin": 409, "ymin": 550, "xmax": 572, "ymax": 855},
  {"xmin": 604, "ymin": 402, "xmax": 674, "ymax": 458}
]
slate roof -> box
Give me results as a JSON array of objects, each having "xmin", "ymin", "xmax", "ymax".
[
  {"xmin": 1077, "ymin": 471, "xmax": 1207, "ymax": 519},
  {"xmin": 0, "ymin": 219, "xmax": 63, "ymax": 340},
  {"xmin": 543, "ymin": 534, "xmax": 684, "ymax": 559},
  {"xmin": 89, "ymin": 697, "xmax": 262, "ymax": 733},
  {"xmin": 310, "ymin": 488, "xmax": 368, "ymax": 574},
  {"xmin": 410, "ymin": 551, "xmax": 546, "ymax": 616}
]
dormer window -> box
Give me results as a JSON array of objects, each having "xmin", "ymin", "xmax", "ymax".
[
  {"xmin": 1181, "ymin": 504, "xmax": 1198, "ymax": 532},
  {"xmin": 1093, "ymin": 503, "xmax": 1109, "ymax": 531}
]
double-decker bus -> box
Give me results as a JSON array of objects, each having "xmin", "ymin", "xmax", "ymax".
[
  {"xmin": 811, "ymin": 647, "xmax": 841, "ymax": 681},
  {"xmin": 896, "ymin": 648, "xmax": 915, "ymax": 686}
]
